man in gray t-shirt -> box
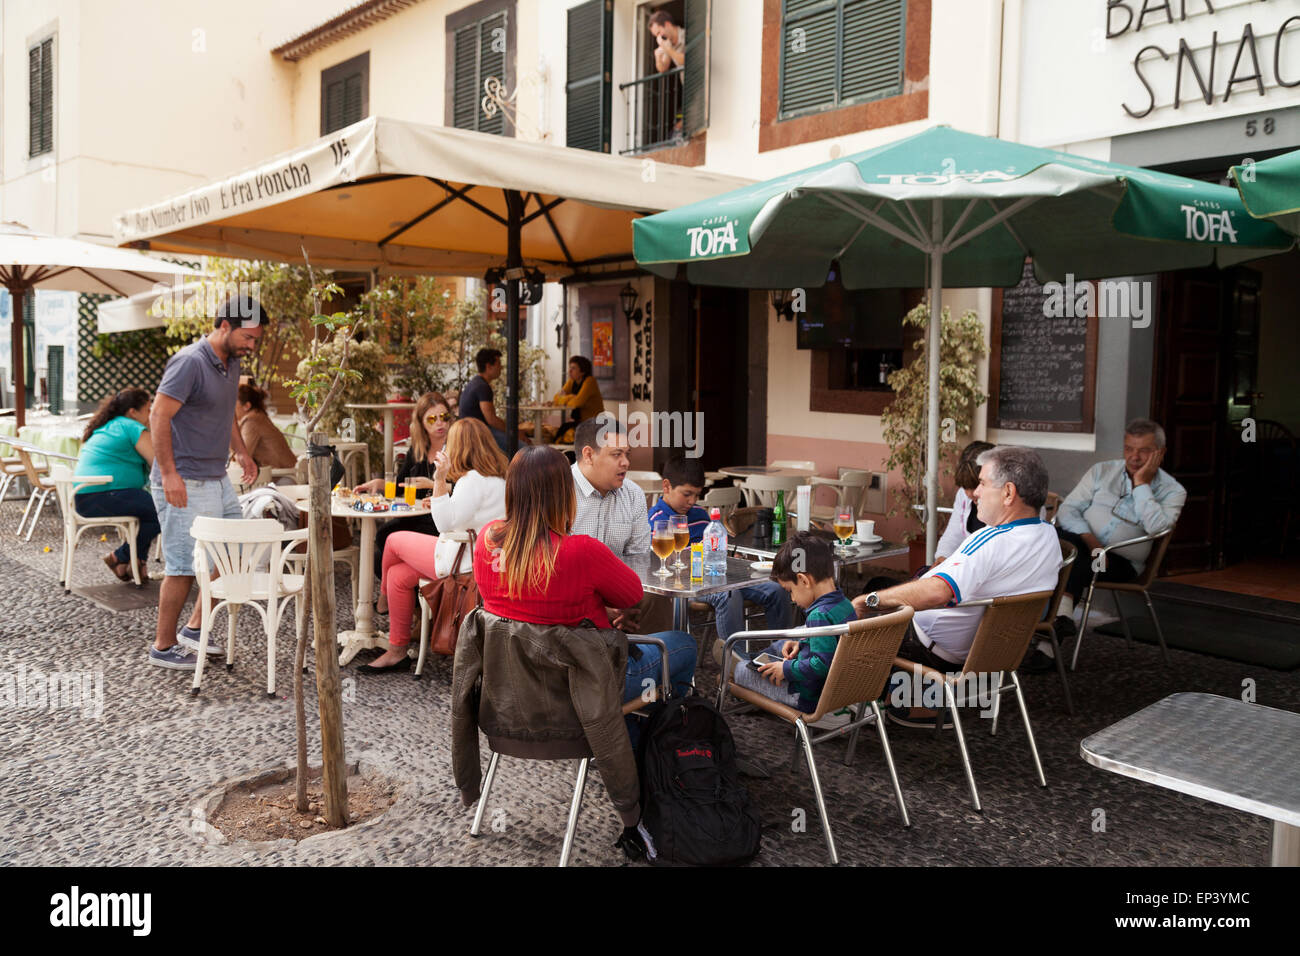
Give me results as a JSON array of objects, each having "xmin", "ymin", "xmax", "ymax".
[{"xmin": 147, "ymin": 300, "xmax": 266, "ymax": 671}]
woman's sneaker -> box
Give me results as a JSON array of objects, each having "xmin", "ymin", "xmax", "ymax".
[
  {"xmin": 148, "ymin": 645, "xmax": 198, "ymax": 670},
  {"xmin": 176, "ymin": 625, "xmax": 223, "ymax": 656}
]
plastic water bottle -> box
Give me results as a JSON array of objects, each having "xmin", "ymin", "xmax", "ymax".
[{"xmin": 703, "ymin": 507, "xmax": 728, "ymax": 576}]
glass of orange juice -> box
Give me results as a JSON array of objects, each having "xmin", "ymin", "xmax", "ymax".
[
  {"xmin": 383, "ymin": 472, "xmax": 396, "ymax": 500},
  {"xmin": 403, "ymin": 482, "xmax": 417, "ymax": 506}
]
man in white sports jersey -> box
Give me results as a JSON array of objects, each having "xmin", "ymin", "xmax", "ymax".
[{"xmin": 851, "ymin": 445, "xmax": 1061, "ymax": 727}]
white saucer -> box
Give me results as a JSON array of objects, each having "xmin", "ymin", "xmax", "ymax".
[
  {"xmin": 750, "ymin": 560, "xmax": 773, "ymax": 572},
  {"xmin": 855, "ymin": 535, "xmax": 883, "ymax": 545}
]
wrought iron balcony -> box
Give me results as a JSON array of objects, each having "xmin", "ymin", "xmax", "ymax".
[{"xmin": 618, "ymin": 67, "xmax": 685, "ymax": 156}]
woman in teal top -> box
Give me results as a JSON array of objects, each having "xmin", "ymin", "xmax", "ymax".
[{"xmin": 74, "ymin": 388, "xmax": 160, "ymax": 583}]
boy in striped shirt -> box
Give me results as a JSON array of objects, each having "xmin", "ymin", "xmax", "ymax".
[{"xmin": 731, "ymin": 533, "xmax": 854, "ymax": 714}]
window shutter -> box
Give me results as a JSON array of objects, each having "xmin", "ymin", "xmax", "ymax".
[
  {"xmin": 682, "ymin": 0, "xmax": 710, "ymax": 136},
  {"xmin": 452, "ymin": 24, "xmax": 479, "ymax": 131},
  {"xmin": 841, "ymin": 0, "xmax": 905, "ymax": 103},
  {"xmin": 780, "ymin": 0, "xmax": 838, "ymax": 118},
  {"xmin": 477, "ymin": 12, "xmax": 507, "ymax": 135},
  {"xmin": 566, "ymin": 0, "xmax": 612, "ymax": 151},
  {"xmin": 29, "ymin": 38, "xmax": 54, "ymax": 157}
]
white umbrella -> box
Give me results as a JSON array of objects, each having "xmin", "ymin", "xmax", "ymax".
[{"xmin": 0, "ymin": 222, "xmax": 201, "ymax": 426}]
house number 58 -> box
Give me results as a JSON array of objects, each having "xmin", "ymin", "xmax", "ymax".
[{"xmin": 1245, "ymin": 118, "xmax": 1275, "ymax": 137}]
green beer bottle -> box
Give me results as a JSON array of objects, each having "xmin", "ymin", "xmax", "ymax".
[{"xmin": 772, "ymin": 489, "xmax": 786, "ymax": 547}]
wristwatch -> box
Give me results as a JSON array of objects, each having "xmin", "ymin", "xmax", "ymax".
[{"xmin": 863, "ymin": 592, "xmax": 880, "ymax": 610}]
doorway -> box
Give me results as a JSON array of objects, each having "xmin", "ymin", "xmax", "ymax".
[{"xmin": 686, "ymin": 284, "xmax": 750, "ymax": 472}]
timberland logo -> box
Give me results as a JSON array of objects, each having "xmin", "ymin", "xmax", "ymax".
[
  {"xmin": 49, "ymin": 887, "xmax": 151, "ymax": 936},
  {"xmin": 1181, "ymin": 204, "xmax": 1238, "ymax": 243},
  {"xmin": 677, "ymin": 747, "xmax": 713, "ymax": 759},
  {"xmin": 686, "ymin": 219, "xmax": 739, "ymax": 257}
]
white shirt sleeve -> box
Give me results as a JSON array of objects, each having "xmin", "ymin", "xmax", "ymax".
[
  {"xmin": 428, "ymin": 470, "xmax": 485, "ymax": 532},
  {"xmin": 929, "ymin": 533, "xmax": 1001, "ymax": 606},
  {"xmin": 934, "ymin": 488, "xmax": 970, "ymax": 561}
]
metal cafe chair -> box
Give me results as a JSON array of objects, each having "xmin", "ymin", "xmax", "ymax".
[
  {"xmin": 893, "ymin": 590, "xmax": 1053, "ymax": 812},
  {"xmin": 719, "ymin": 608, "xmax": 915, "ymax": 864},
  {"xmin": 13, "ymin": 444, "xmax": 56, "ymax": 541},
  {"xmin": 1071, "ymin": 527, "xmax": 1175, "ymax": 671},
  {"xmin": 469, "ymin": 633, "xmax": 670, "ymax": 868},
  {"xmin": 1032, "ymin": 540, "xmax": 1077, "ymax": 715}
]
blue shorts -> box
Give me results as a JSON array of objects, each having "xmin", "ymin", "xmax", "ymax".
[{"xmin": 150, "ymin": 477, "xmax": 242, "ymax": 576}]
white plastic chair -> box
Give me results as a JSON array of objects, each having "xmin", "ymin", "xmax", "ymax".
[
  {"xmin": 13, "ymin": 446, "xmax": 55, "ymax": 541},
  {"xmin": 48, "ymin": 467, "xmax": 142, "ymax": 591},
  {"xmin": 626, "ymin": 470, "xmax": 663, "ymax": 508},
  {"xmin": 190, "ymin": 516, "xmax": 308, "ymax": 698},
  {"xmin": 736, "ymin": 474, "xmax": 802, "ymax": 509},
  {"xmin": 700, "ymin": 485, "xmax": 741, "ymax": 519},
  {"xmin": 809, "ymin": 469, "xmax": 875, "ymax": 522}
]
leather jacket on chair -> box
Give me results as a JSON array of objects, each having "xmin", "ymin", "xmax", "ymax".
[{"xmin": 451, "ymin": 607, "xmax": 641, "ymax": 827}]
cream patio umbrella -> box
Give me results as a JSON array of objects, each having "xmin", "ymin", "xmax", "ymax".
[
  {"xmin": 0, "ymin": 222, "xmax": 201, "ymax": 427},
  {"xmin": 113, "ymin": 116, "xmax": 751, "ymax": 451}
]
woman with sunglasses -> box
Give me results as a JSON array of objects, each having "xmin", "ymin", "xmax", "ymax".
[{"xmin": 354, "ymin": 392, "xmax": 454, "ymax": 583}]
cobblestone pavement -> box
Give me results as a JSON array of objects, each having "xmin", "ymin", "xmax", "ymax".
[{"xmin": 0, "ymin": 498, "xmax": 1295, "ymax": 867}]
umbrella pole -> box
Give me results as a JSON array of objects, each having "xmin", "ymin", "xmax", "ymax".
[
  {"xmin": 8, "ymin": 282, "xmax": 26, "ymax": 429},
  {"xmin": 926, "ymin": 206, "xmax": 943, "ymax": 566},
  {"xmin": 505, "ymin": 190, "xmax": 523, "ymax": 458}
]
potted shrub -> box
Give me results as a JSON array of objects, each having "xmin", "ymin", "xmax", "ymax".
[{"xmin": 879, "ymin": 300, "xmax": 988, "ymax": 572}]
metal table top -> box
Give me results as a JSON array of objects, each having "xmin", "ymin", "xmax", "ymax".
[
  {"xmin": 729, "ymin": 524, "xmax": 907, "ymax": 565},
  {"xmin": 1080, "ymin": 692, "xmax": 1300, "ymax": 827},
  {"xmin": 717, "ymin": 464, "xmax": 815, "ymax": 478},
  {"xmin": 628, "ymin": 554, "xmax": 766, "ymax": 600}
]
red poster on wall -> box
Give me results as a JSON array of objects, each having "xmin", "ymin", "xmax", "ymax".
[{"xmin": 592, "ymin": 319, "xmax": 613, "ymax": 369}]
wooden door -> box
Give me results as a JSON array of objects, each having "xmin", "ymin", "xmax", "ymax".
[{"xmin": 1152, "ymin": 267, "xmax": 1260, "ymax": 572}]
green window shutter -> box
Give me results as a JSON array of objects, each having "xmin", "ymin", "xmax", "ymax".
[
  {"xmin": 780, "ymin": 1, "xmax": 838, "ymax": 118},
  {"xmin": 452, "ymin": 24, "xmax": 480, "ymax": 130},
  {"xmin": 477, "ymin": 11, "xmax": 507, "ymax": 135},
  {"xmin": 841, "ymin": 0, "xmax": 905, "ymax": 104},
  {"xmin": 566, "ymin": 0, "xmax": 612, "ymax": 152},
  {"xmin": 682, "ymin": 0, "xmax": 710, "ymax": 135},
  {"xmin": 29, "ymin": 38, "xmax": 53, "ymax": 157}
]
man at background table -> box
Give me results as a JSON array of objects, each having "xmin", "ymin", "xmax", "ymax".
[
  {"xmin": 1023, "ymin": 418, "xmax": 1185, "ymax": 673},
  {"xmin": 458, "ymin": 348, "xmax": 528, "ymax": 453},
  {"xmin": 147, "ymin": 296, "xmax": 265, "ymax": 670}
]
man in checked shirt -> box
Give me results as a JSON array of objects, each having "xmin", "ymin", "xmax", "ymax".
[{"xmin": 570, "ymin": 416, "xmax": 696, "ymax": 701}]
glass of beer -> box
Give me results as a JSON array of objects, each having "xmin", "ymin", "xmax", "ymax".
[
  {"xmin": 671, "ymin": 514, "xmax": 690, "ymax": 570},
  {"xmin": 651, "ymin": 518, "xmax": 676, "ymax": 577},
  {"xmin": 833, "ymin": 508, "xmax": 855, "ymax": 553},
  {"xmin": 383, "ymin": 472, "xmax": 397, "ymax": 500},
  {"xmin": 403, "ymin": 481, "xmax": 417, "ymax": 506}
]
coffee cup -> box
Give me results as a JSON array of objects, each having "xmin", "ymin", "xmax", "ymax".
[{"xmin": 856, "ymin": 519, "xmax": 875, "ymax": 539}]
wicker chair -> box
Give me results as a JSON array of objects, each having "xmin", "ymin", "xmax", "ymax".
[
  {"xmin": 720, "ymin": 607, "xmax": 914, "ymax": 864},
  {"xmin": 1071, "ymin": 528, "xmax": 1174, "ymax": 671},
  {"xmin": 1032, "ymin": 540, "xmax": 1077, "ymax": 715},
  {"xmin": 893, "ymin": 590, "xmax": 1053, "ymax": 812}
]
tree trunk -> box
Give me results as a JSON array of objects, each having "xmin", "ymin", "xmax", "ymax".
[
  {"xmin": 294, "ymin": 577, "xmax": 311, "ymax": 813},
  {"xmin": 308, "ymin": 431, "xmax": 348, "ymax": 826}
]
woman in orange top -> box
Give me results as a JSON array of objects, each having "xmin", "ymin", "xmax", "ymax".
[{"xmin": 551, "ymin": 356, "xmax": 604, "ymax": 444}]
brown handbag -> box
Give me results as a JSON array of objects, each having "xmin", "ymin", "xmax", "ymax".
[{"xmin": 417, "ymin": 530, "xmax": 480, "ymax": 656}]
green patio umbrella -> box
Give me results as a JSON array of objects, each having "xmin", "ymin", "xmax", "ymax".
[
  {"xmin": 633, "ymin": 125, "xmax": 1292, "ymax": 561},
  {"xmin": 1230, "ymin": 150, "xmax": 1300, "ymax": 237}
]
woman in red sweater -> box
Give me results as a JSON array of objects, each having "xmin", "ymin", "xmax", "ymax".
[{"xmin": 474, "ymin": 445, "xmax": 693, "ymax": 703}]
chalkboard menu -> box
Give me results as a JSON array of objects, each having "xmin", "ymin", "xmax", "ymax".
[{"xmin": 989, "ymin": 258, "xmax": 1097, "ymax": 433}]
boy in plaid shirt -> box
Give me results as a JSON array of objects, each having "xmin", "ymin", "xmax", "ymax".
[{"xmin": 731, "ymin": 533, "xmax": 854, "ymax": 713}]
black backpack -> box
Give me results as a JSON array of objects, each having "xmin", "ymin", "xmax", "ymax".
[{"xmin": 635, "ymin": 694, "xmax": 761, "ymax": 866}]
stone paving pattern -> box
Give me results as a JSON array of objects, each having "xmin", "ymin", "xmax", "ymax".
[{"xmin": 1, "ymin": 499, "xmax": 1296, "ymax": 867}]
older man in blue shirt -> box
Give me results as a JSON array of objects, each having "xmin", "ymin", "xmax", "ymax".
[{"xmin": 1025, "ymin": 418, "xmax": 1186, "ymax": 671}]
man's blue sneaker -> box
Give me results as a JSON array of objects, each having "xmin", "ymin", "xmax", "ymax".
[
  {"xmin": 149, "ymin": 644, "xmax": 198, "ymax": 670},
  {"xmin": 176, "ymin": 625, "xmax": 223, "ymax": 656}
]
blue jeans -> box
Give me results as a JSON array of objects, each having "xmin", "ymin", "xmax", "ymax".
[
  {"xmin": 75, "ymin": 488, "xmax": 161, "ymax": 565},
  {"xmin": 488, "ymin": 426, "xmax": 510, "ymax": 454},
  {"xmin": 623, "ymin": 629, "xmax": 696, "ymax": 703},
  {"xmin": 705, "ymin": 580, "xmax": 792, "ymax": 641}
]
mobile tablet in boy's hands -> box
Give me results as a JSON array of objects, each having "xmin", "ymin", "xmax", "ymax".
[{"xmin": 750, "ymin": 652, "xmax": 781, "ymax": 669}]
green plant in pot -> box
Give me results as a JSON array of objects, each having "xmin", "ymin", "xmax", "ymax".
[{"xmin": 880, "ymin": 300, "xmax": 988, "ymax": 563}]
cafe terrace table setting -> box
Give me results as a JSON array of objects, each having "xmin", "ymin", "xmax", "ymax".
[
  {"xmin": 629, "ymin": 554, "xmax": 766, "ymax": 631},
  {"xmin": 329, "ymin": 493, "xmax": 419, "ymax": 665},
  {"xmin": 1081, "ymin": 692, "xmax": 1300, "ymax": 866},
  {"xmin": 344, "ymin": 402, "xmax": 415, "ymax": 475},
  {"xmin": 730, "ymin": 523, "xmax": 906, "ymax": 581},
  {"xmin": 518, "ymin": 403, "xmax": 571, "ymax": 444}
]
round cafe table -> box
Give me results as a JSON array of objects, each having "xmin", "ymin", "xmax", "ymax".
[
  {"xmin": 717, "ymin": 464, "xmax": 817, "ymax": 479},
  {"xmin": 344, "ymin": 402, "xmax": 415, "ymax": 476},
  {"xmin": 330, "ymin": 495, "xmax": 423, "ymax": 665}
]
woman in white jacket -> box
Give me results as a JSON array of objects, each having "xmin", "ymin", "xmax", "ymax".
[
  {"xmin": 933, "ymin": 441, "xmax": 995, "ymax": 564},
  {"xmin": 359, "ymin": 418, "xmax": 508, "ymax": 673}
]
